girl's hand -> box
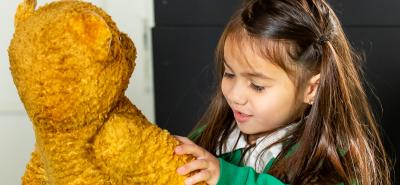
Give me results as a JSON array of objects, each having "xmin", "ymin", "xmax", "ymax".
[{"xmin": 174, "ymin": 136, "xmax": 220, "ymax": 185}]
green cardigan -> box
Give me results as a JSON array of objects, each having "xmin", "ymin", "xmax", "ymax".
[
  {"xmin": 188, "ymin": 126, "xmax": 287, "ymax": 184},
  {"xmin": 217, "ymin": 149, "xmax": 286, "ymax": 185},
  {"xmin": 188, "ymin": 126, "xmax": 347, "ymax": 185}
]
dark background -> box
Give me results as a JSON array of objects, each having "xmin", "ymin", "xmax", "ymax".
[{"xmin": 152, "ymin": 0, "xmax": 399, "ymax": 183}]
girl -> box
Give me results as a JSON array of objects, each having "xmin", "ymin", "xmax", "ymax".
[{"xmin": 174, "ymin": 0, "xmax": 392, "ymax": 184}]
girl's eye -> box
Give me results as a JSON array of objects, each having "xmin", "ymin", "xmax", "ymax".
[
  {"xmin": 251, "ymin": 83, "xmax": 265, "ymax": 92},
  {"xmin": 223, "ymin": 72, "xmax": 235, "ymax": 79}
]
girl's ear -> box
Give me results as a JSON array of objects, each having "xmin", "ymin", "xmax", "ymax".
[{"xmin": 303, "ymin": 74, "xmax": 320, "ymax": 105}]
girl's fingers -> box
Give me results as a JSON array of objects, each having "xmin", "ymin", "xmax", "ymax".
[
  {"xmin": 175, "ymin": 143, "xmax": 206, "ymax": 158},
  {"xmin": 184, "ymin": 170, "xmax": 210, "ymax": 185},
  {"xmin": 177, "ymin": 159, "xmax": 209, "ymax": 175},
  {"xmin": 174, "ymin": 135, "xmax": 195, "ymax": 144}
]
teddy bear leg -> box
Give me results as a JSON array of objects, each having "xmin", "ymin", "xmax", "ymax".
[{"xmin": 22, "ymin": 149, "xmax": 48, "ymax": 185}]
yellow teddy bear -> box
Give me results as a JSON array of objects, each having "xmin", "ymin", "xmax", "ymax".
[{"xmin": 8, "ymin": 0, "xmax": 204, "ymax": 184}]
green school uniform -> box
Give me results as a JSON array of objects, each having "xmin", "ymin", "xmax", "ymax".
[
  {"xmin": 217, "ymin": 148, "xmax": 286, "ymax": 185},
  {"xmin": 188, "ymin": 126, "xmax": 288, "ymax": 184},
  {"xmin": 188, "ymin": 126, "xmax": 347, "ymax": 185}
]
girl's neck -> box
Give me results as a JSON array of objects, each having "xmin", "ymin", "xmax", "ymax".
[
  {"xmin": 245, "ymin": 121, "xmax": 301, "ymax": 145},
  {"xmin": 246, "ymin": 134, "xmax": 262, "ymax": 145}
]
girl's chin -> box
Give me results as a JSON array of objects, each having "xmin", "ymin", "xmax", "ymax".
[
  {"xmin": 236, "ymin": 124, "xmax": 257, "ymax": 135},
  {"xmin": 236, "ymin": 123, "xmax": 272, "ymax": 137}
]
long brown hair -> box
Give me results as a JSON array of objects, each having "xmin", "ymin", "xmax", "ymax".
[{"xmin": 191, "ymin": 0, "xmax": 392, "ymax": 184}]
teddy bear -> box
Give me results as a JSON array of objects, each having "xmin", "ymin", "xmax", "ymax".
[{"xmin": 8, "ymin": 0, "xmax": 204, "ymax": 184}]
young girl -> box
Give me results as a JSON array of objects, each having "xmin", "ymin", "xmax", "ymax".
[{"xmin": 174, "ymin": 0, "xmax": 392, "ymax": 184}]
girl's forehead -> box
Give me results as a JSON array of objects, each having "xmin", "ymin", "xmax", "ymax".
[{"xmin": 223, "ymin": 36, "xmax": 281, "ymax": 75}]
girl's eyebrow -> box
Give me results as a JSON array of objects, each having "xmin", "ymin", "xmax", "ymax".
[
  {"xmin": 224, "ymin": 61, "xmax": 274, "ymax": 80},
  {"xmin": 243, "ymin": 72, "xmax": 274, "ymax": 80}
]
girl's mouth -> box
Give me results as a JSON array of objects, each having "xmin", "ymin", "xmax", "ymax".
[{"xmin": 233, "ymin": 110, "xmax": 252, "ymax": 123}]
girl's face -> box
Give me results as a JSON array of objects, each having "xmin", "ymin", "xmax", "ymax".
[{"xmin": 221, "ymin": 38, "xmax": 301, "ymax": 142}]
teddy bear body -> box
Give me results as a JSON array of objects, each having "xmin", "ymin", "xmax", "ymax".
[{"xmin": 8, "ymin": 0, "xmax": 200, "ymax": 184}]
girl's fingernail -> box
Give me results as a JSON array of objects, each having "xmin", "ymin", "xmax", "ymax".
[
  {"xmin": 175, "ymin": 147, "xmax": 182, "ymax": 152},
  {"xmin": 177, "ymin": 167, "xmax": 184, "ymax": 174}
]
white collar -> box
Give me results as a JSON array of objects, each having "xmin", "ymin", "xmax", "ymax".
[{"xmin": 217, "ymin": 122, "xmax": 297, "ymax": 173}]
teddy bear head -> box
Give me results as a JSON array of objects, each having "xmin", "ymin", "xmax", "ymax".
[{"xmin": 8, "ymin": 0, "xmax": 136, "ymax": 132}]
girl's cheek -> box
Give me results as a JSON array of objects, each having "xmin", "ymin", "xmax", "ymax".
[{"xmin": 221, "ymin": 79, "xmax": 229, "ymax": 95}]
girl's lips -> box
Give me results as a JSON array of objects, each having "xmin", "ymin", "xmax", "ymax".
[{"xmin": 233, "ymin": 110, "xmax": 252, "ymax": 123}]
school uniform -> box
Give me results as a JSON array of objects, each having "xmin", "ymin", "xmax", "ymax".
[
  {"xmin": 188, "ymin": 123, "xmax": 347, "ymax": 185},
  {"xmin": 188, "ymin": 123, "xmax": 295, "ymax": 185}
]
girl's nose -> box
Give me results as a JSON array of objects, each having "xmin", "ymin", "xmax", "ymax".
[
  {"xmin": 232, "ymin": 96, "xmax": 247, "ymax": 106},
  {"xmin": 229, "ymin": 83, "xmax": 248, "ymax": 106}
]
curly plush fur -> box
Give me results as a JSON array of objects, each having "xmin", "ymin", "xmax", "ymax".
[{"xmin": 8, "ymin": 0, "xmax": 204, "ymax": 184}]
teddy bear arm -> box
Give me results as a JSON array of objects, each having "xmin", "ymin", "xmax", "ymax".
[{"xmin": 92, "ymin": 113, "xmax": 195, "ymax": 184}]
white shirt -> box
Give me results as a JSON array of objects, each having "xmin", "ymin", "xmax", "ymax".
[{"xmin": 217, "ymin": 123, "xmax": 297, "ymax": 173}]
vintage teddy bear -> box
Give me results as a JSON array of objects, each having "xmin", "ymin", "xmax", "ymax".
[{"xmin": 8, "ymin": 0, "xmax": 204, "ymax": 184}]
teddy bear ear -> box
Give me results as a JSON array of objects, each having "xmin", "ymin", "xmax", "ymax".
[
  {"xmin": 67, "ymin": 11, "xmax": 112, "ymax": 61},
  {"xmin": 14, "ymin": 0, "xmax": 37, "ymax": 28}
]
